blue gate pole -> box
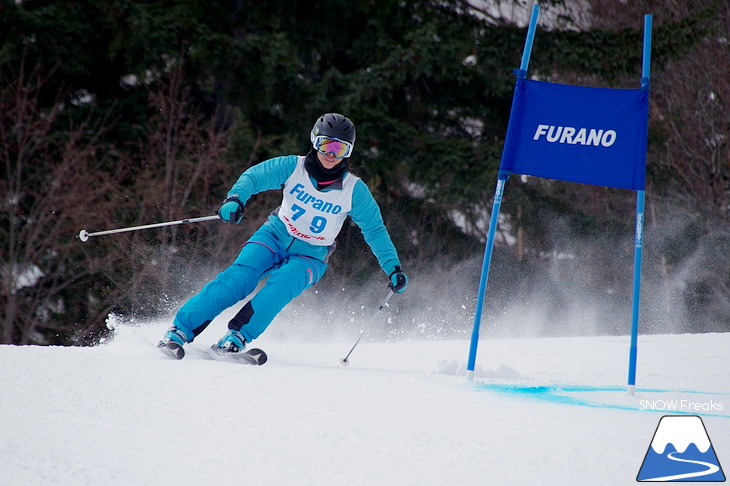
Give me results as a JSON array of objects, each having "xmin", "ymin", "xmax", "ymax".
[
  {"xmin": 520, "ymin": 5, "xmax": 541, "ymax": 72},
  {"xmin": 466, "ymin": 176, "xmax": 507, "ymax": 380},
  {"xmin": 466, "ymin": 4, "xmax": 540, "ymax": 381},
  {"xmin": 627, "ymin": 14, "xmax": 652, "ymax": 394},
  {"xmin": 627, "ymin": 191, "xmax": 645, "ymax": 393}
]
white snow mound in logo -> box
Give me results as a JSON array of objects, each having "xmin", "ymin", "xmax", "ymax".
[{"xmin": 651, "ymin": 416, "xmax": 711, "ymax": 454}]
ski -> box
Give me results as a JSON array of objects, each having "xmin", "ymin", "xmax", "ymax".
[
  {"xmin": 157, "ymin": 341, "xmax": 267, "ymax": 366},
  {"xmin": 157, "ymin": 341, "xmax": 185, "ymax": 360},
  {"xmin": 207, "ymin": 346, "xmax": 268, "ymax": 366}
]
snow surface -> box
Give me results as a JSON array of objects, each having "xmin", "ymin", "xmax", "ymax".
[{"xmin": 1, "ymin": 315, "xmax": 728, "ymax": 486}]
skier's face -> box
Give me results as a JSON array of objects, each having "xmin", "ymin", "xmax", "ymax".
[{"xmin": 316, "ymin": 150, "xmax": 344, "ymax": 170}]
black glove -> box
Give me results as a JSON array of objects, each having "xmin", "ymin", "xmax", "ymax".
[
  {"xmin": 388, "ymin": 266, "xmax": 408, "ymax": 293},
  {"xmin": 218, "ymin": 196, "xmax": 244, "ymax": 224}
]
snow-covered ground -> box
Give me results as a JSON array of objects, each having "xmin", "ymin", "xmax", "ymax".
[{"xmin": 1, "ymin": 315, "xmax": 728, "ymax": 486}]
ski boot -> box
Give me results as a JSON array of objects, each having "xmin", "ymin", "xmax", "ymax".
[
  {"xmin": 212, "ymin": 329, "xmax": 246, "ymax": 354},
  {"xmin": 157, "ymin": 327, "xmax": 188, "ymax": 360}
]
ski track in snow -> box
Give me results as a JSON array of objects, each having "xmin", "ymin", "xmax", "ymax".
[{"xmin": 0, "ymin": 318, "xmax": 728, "ymax": 486}]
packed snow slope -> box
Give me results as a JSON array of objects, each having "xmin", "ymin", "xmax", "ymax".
[{"xmin": 1, "ymin": 316, "xmax": 728, "ymax": 486}]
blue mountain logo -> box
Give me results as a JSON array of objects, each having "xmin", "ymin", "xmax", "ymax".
[{"xmin": 637, "ymin": 415, "xmax": 725, "ymax": 482}]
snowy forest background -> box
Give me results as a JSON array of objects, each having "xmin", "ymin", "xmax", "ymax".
[{"xmin": 1, "ymin": 0, "xmax": 728, "ymax": 346}]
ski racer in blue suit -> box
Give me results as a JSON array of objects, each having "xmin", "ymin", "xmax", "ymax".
[{"xmin": 159, "ymin": 113, "xmax": 408, "ymax": 356}]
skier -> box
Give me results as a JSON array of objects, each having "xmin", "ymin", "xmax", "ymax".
[{"xmin": 158, "ymin": 113, "xmax": 408, "ymax": 358}]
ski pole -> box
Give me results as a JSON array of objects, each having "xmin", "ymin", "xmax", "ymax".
[
  {"xmin": 76, "ymin": 215, "xmax": 219, "ymax": 242},
  {"xmin": 339, "ymin": 289, "xmax": 394, "ymax": 367}
]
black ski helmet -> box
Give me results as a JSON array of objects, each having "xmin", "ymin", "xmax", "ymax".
[{"xmin": 310, "ymin": 113, "xmax": 356, "ymax": 147}]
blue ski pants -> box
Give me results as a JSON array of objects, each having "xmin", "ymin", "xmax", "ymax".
[{"xmin": 173, "ymin": 224, "xmax": 327, "ymax": 343}]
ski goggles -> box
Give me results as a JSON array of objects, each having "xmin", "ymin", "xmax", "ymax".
[{"xmin": 312, "ymin": 135, "xmax": 354, "ymax": 159}]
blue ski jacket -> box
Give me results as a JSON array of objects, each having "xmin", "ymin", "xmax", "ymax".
[{"xmin": 227, "ymin": 155, "xmax": 401, "ymax": 276}]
